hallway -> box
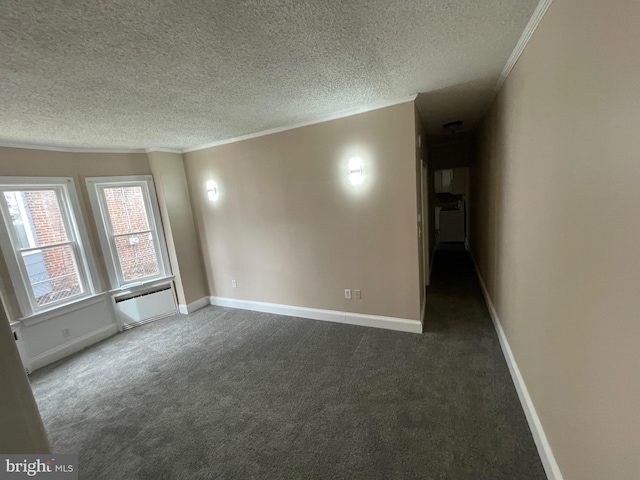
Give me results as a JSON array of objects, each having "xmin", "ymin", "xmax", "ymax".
[
  {"xmin": 426, "ymin": 243, "xmax": 491, "ymax": 332},
  {"xmin": 423, "ymin": 243, "xmax": 546, "ymax": 478}
]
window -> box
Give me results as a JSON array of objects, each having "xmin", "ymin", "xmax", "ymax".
[
  {"xmin": 86, "ymin": 176, "xmax": 170, "ymax": 288},
  {"xmin": 0, "ymin": 178, "xmax": 97, "ymax": 315}
]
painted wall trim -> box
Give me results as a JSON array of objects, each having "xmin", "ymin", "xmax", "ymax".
[
  {"xmin": 470, "ymin": 254, "xmax": 563, "ymax": 480},
  {"xmin": 495, "ymin": 0, "xmax": 554, "ymax": 92},
  {"xmin": 421, "ymin": 296, "xmax": 427, "ymax": 324},
  {"xmin": 145, "ymin": 148, "xmax": 184, "ymax": 154},
  {"xmin": 0, "ymin": 141, "xmax": 145, "ymax": 154},
  {"xmin": 29, "ymin": 324, "xmax": 118, "ymax": 372},
  {"xmin": 20, "ymin": 294, "xmax": 108, "ymax": 328},
  {"xmin": 178, "ymin": 296, "xmax": 210, "ymax": 315},
  {"xmin": 209, "ymin": 296, "xmax": 423, "ymax": 334},
  {"xmin": 182, "ymin": 95, "xmax": 418, "ymax": 153}
]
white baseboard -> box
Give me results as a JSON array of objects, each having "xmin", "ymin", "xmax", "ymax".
[
  {"xmin": 209, "ymin": 296, "xmax": 423, "ymax": 334},
  {"xmin": 178, "ymin": 296, "xmax": 210, "ymax": 315},
  {"xmin": 29, "ymin": 324, "xmax": 118, "ymax": 372},
  {"xmin": 470, "ymin": 256, "xmax": 563, "ymax": 480}
]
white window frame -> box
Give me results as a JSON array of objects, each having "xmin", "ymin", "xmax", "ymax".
[
  {"xmin": 4, "ymin": 191, "xmax": 38, "ymax": 249},
  {"xmin": 86, "ymin": 175, "xmax": 171, "ymax": 290},
  {"xmin": 0, "ymin": 177, "xmax": 99, "ymax": 317}
]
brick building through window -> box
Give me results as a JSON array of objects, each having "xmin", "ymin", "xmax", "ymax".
[
  {"xmin": 4, "ymin": 190, "xmax": 83, "ymax": 307},
  {"xmin": 87, "ymin": 176, "xmax": 169, "ymax": 289},
  {"xmin": 102, "ymin": 186, "xmax": 160, "ymax": 282}
]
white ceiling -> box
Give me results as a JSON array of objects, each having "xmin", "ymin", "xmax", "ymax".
[{"xmin": 0, "ymin": 0, "xmax": 540, "ymax": 151}]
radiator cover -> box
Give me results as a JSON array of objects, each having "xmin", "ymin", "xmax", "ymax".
[{"xmin": 114, "ymin": 284, "xmax": 177, "ymax": 330}]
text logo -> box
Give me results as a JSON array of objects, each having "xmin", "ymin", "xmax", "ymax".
[{"xmin": 0, "ymin": 455, "xmax": 77, "ymax": 480}]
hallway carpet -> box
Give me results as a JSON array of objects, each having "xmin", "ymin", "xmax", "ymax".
[{"xmin": 30, "ymin": 247, "xmax": 546, "ymax": 479}]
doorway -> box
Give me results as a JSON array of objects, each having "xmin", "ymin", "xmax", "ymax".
[{"xmin": 434, "ymin": 167, "xmax": 469, "ymax": 249}]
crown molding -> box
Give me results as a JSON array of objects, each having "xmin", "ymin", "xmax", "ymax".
[
  {"xmin": 0, "ymin": 140, "xmax": 146, "ymax": 154},
  {"xmin": 495, "ymin": 0, "xmax": 554, "ymax": 92},
  {"xmin": 181, "ymin": 94, "xmax": 418, "ymax": 153},
  {"xmin": 0, "ymin": 95, "xmax": 418, "ymax": 155},
  {"xmin": 145, "ymin": 148, "xmax": 184, "ymax": 154}
]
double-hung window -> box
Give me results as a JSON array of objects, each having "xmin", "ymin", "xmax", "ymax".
[
  {"xmin": 0, "ymin": 177, "xmax": 97, "ymax": 315},
  {"xmin": 86, "ymin": 176, "xmax": 170, "ymax": 289}
]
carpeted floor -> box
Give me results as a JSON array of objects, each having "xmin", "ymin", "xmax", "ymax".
[{"xmin": 30, "ymin": 246, "xmax": 546, "ymax": 479}]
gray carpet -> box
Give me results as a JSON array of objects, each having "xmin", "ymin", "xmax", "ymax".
[{"xmin": 30, "ymin": 246, "xmax": 546, "ymax": 479}]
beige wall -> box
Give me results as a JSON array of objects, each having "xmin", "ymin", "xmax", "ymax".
[
  {"xmin": 430, "ymin": 135, "xmax": 473, "ymax": 170},
  {"xmin": 434, "ymin": 167, "xmax": 468, "ymax": 195},
  {"xmin": 0, "ymin": 310, "xmax": 50, "ymax": 453},
  {"xmin": 148, "ymin": 151, "xmax": 209, "ymax": 305},
  {"xmin": 450, "ymin": 167, "xmax": 468, "ymax": 196},
  {"xmin": 0, "ymin": 147, "xmax": 151, "ymax": 319},
  {"xmin": 184, "ymin": 102, "xmax": 421, "ymax": 320},
  {"xmin": 470, "ymin": 0, "xmax": 640, "ymax": 479}
]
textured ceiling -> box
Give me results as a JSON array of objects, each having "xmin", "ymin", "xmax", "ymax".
[{"xmin": 0, "ymin": 0, "xmax": 539, "ymax": 150}]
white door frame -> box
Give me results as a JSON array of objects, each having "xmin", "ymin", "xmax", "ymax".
[{"xmin": 420, "ymin": 160, "xmax": 430, "ymax": 287}]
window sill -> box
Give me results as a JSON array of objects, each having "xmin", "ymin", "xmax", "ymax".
[
  {"xmin": 19, "ymin": 293, "xmax": 109, "ymax": 328},
  {"xmin": 109, "ymin": 276, "xmax": 175, "ymax": 298}
]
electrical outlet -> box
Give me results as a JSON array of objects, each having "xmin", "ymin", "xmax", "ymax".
[
  {"xmin": 231, "ymin": 280, "xmax": 237, "ymax": 288},
  {"xmin": 354, "ymin": 289, "xmax": 361, "ymax": 299},
  {"xmin": 344, "ymin": 289, "xmax": 351, "ymax": 299},
  {"xmin": 62, "ymin": 328, "xmax": 71, "ymax": 338}
]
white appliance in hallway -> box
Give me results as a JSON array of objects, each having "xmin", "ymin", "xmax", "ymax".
[
  {"xmin": 434, "ymin": 168, "xmax": 468, "ymax": 244},
  {"xmin": 438, "ymin": 203, "xmax": 466, "ymax": 243}
]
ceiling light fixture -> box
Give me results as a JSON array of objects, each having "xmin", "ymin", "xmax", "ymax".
[{"xmin": 443, "ymin": 120, "xmax": 463, "ymax": 135}]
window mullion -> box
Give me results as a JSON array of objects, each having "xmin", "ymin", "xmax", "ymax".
[
  {"xmin": 97, "ymin": 186, "xmax": 126, "ymax": 287},
  {"xmin": 112, "ymin": 230, "xmax": 153, "ymax": 238},
  {"xmin": 68, "ymin": 241, "xmax": 87, "ymax": 295},
  {"xmin": 18, "ymin": 241, "xmax": 74, "ymax": 254},
  {"xmin": 54, "ymin": 186, "xmax": 88, "ymax": 298},
  {"xmin": 141, "ymin": 183, "xmax": 166, "ymax": 278},
  {"xmin": 107, "ymin": 232, "xmax": 127, "ymax": 287},
  {"xmin": 98, "ymin": 186, "xmax": 117, "ymax": 237}
]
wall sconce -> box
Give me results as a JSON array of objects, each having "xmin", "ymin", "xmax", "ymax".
[
  {"xmin": 206, "ymin": 180, "xmax": 218, "ymax": 201},
  {"xmin": 348, "ymin": 157, "xmax": 364, "ymax": 185}
]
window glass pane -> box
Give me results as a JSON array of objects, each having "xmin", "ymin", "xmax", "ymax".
[
  {"xmin": 103, "ymin": 186, "xmax": 150, "ymax": 235},
  {"xmin": 4, "ymin": 190, "xmax": 68, "ymax": 247},
  {"xmin": 113, "ymin": 233, "xmax": 160, "ymax": 282},
  {"xmin": 23, "ymin": 245, "xmax": 83, "ymax": 306}
]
